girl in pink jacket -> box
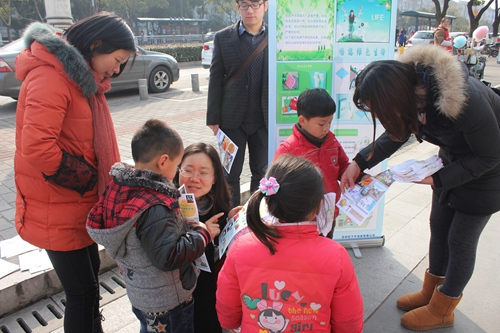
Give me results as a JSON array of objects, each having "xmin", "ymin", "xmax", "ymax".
[{"xmin": 216, "ymin": 155, "xmax": 364, "ymax": 332}]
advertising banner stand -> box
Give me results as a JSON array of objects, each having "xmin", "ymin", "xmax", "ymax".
[{"xmin": 268, "ymin": 0, "xmax": 397, "ymax": 258}]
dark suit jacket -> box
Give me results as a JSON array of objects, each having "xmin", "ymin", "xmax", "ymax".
[{"xmin": 206, "ymin": 21, "xmax": 269, "ymax": 130}]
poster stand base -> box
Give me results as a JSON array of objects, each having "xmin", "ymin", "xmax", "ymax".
[{"xmin": 338, "ymin": 236, "xmax": 385, "ymax": 259}]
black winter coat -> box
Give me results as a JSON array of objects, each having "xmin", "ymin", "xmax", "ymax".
[
  {"xmin": 354, "ymin": 46, "xmax": 500, "ymax": 215},
  {"xmin": 206, "ymin": 21, "xmax": 269, "ymax": 130}
]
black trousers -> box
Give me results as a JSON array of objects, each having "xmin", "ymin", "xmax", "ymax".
[
  {"xmin": 46, "ymin": 243, "xmax": 101, "ymax": 333},
  {"xmin": 428, "ymin": 191, "xmax": 490, "ymax": 297},
  {"xmin": 222, "ymin": 122, "xmax": 268, "ymax": 206}
]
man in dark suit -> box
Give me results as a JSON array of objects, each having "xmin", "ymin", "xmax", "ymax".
[{"xmin": 207, "ymin": 0, "xmax": 269, "ymax": 206}]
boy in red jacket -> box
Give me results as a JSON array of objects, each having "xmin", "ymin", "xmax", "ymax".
[{"xmin": 274, "ymin": 88, "xmax": 350, "ymax": 237}]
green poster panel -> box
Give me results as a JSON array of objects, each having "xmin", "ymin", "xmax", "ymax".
[{"xmin": 276, "ymin": 62, "xmax": 333, "ymax": 124}]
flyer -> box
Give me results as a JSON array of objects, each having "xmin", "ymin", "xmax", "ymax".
[
  {"xmin": 216, "ymin": 129, "xmax": 239, "ymax": 174},
  {"xmin": 178, "ymin": 185, "xmax": 199, "ymax": 224},
  {"xmin": 218, "ymin": 203, "xmax": 250, "ymax": 258},
  {"xmin": 337, "ymin": 170, "xmax": 395, "ymax": 226}
]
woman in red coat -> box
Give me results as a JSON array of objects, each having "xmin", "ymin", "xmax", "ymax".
[{"xmin": 14, "ymin": 12, "xmax": 135, "ymax": 333}]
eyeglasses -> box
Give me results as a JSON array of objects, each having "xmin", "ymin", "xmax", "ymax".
[
  {"xmin": 179, "ymin": 168, "xmax": 214, "ymax": 180},
  {"xmin": 238, "ymin": 2, "xmax": 265, "ymax": 10}
]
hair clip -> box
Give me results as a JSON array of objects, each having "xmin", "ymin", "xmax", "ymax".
[{"xmin": 259, "ymin": 177, "xmax": 280, "ymax": 196}]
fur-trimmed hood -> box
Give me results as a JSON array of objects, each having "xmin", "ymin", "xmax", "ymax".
[
  {"xmin": 110, "ymin": 162, "xmax": 180, "ymax": 199},
  {"xmin": 16, "ymin": 22, "xmax": 97, "ymax": 97},
  {"xmin": 399, "ymin": 45, "xmax": 469, "ymax": 120}
]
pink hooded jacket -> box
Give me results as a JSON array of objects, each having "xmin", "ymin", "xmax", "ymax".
[{"xmin": 216, "ymin": 223, "xmax": 364, "ymax": 332}]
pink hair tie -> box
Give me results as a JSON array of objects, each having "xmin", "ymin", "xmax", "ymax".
[{"xmin": 259, "ymin": 177, "xmax": 280, "ymax": 196}]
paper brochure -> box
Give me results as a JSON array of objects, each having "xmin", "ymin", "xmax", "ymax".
[{"xmin": 216, "ymin": 129, "xmax": 239, "ymax": 174}]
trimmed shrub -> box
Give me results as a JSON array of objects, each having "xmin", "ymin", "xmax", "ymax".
[{"xmin": 143, "ymin": 43, "xmax": 203, "ymax": 62}]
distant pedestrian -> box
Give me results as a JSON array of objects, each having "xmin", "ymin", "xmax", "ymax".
[
  {"xmin": 398, "ymin": 31, "xmax": 405, "ymax": 47},
  {"xmin": 434, "ymin": 18, "xmax": 452, "ymax": 51},
  {"xmin": 217, "ymin": 155, "xmax": 364, "ymax": 332},
  {"xmin": 14, "ymin": 12, "xmax": 136, "ymax": 333}
]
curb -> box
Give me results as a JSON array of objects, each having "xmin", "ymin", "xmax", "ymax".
[
  {"xmin": 178, "ymin": 60, "xmax": 202, "ymax": 68},
  {"xmin": 0, "ymin": 184, "xmax": 252, "ymax": 318},
  {"xmin": 0, "ymin": 247, "xmax": 117, "ymax": 317}
]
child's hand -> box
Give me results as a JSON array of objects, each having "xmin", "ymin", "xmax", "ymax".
[
  {"xmin": 228, "ymin": 205, "xmax": 243, "ymax": 220},
  {"xmin": 205, "ymin": 212, "xmax": 224, "ymax": 240}
]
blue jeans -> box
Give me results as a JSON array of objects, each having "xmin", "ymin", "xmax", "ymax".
[{"xmin": 132, "ymin": 297, "xmax": 194, "ymax": 333}]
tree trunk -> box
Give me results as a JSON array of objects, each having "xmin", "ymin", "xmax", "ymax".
[{"xmin": 467, "ymin": 0, "xmax": 495, "ymax": 37}]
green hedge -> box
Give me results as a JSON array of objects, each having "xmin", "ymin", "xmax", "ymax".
[{"xmin": 143, "ymin": 44, "xmax": 203, "ymax": 62}]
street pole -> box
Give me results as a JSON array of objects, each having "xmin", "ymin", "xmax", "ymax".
[{"xmin": 44, "ymin": 0, "xmax": 73, "ymax": 29}]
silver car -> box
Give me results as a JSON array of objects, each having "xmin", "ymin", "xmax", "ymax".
[{"xmin": 0, "ymin": 39, "xmax": 180, "ymax": 99}]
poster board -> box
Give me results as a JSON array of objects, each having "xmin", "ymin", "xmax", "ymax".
[{"xmin": 268, "ymin": 0, "xmax": 398, "ymax": 256}]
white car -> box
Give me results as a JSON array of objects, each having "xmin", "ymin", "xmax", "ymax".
[
  {"xmin": 201, "ymin": 41, "xmax": 213, "ymax": 69},
  {"xmin": 407, "ymin": 30, "xmax": 435, "ymax": 47}
]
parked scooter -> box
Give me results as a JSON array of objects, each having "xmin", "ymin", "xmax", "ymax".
[
  {"xmin": 480, "ymin": 42, "xmax": 499, "ymax": 58},
  {"xmin": 457, "ymin": 43, "xmax": 487, "ymax": 80}
]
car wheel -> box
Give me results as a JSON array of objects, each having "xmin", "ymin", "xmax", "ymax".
[
  {"xmin": 203, "ymin": 65, "xmax": 210, "ymax": 69},
  {"xmin": 149, "ymin": 66, "xmax": 172, "ymax": 93}
]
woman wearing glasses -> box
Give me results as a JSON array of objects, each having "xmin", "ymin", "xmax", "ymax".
[{"xmin": 175, "ymin": 142, "xmax": 237, "ymax": 333}]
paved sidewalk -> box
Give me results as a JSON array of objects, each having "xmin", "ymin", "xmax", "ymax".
[{"xmin": 1, "ymin": 56, "xmax": 500, "ymax": 332}]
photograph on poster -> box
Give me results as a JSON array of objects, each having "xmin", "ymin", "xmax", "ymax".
[
  {"xmin": 334, "ymin": 62, "xmax": 365, "ymax": 92},
  {"xmin": 282, "ymin": 72, "xmax": 299, "ymax": 90},
  {"xmin": 276, "ymin": 0, "xmax": 335, "ymax": 61},
  {"xmin": 281, "ymin": 96, "xmax": 299, "ymax": 115},
  {"xmin": 337, "ymin": 93, "xmax": 370, "ymax": 122},
  {"xmin": 336, "ymin": 0, "xmax": 392, "ymax": 43},
  {"xmin": 310, "ymin": 71, "xmax": 327, "ymax": 89}
]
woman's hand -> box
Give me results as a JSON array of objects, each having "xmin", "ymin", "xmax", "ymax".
[
  {"xmin": 228, "ymin": 206, "xmax": 243, "ymax": 220},
  {"xmin": 340, "ymin": 161, "xmax": 361, "ymax": 193},
  {"xmin": 204, "ymin": 212, "xmax": 224, "ymax": 239},
  {"xmin": 415, "ymin": 176, "xmax": 434, "ymax": 186}
]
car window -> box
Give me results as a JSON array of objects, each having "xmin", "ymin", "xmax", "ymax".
[
  {"xmin": 1, "ymin": 39, "xmax": 26, "ymax": 52},
  {"xmin": 413, "ymin": 32, "xmax": 434, "ymax": 39}
]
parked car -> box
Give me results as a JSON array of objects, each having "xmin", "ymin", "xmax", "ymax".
[
  {"xmin": 0, "ymin": 39, "xmax": 180, "ymax": 99},
  {"xmin": 407, "ymin": 30, "xmax": 435, "ymax": 47},
  {"xmin": 201, "ymin": 41, "xmax": 214, "ymax": 69},
  {"xmin": 203, "ymin": 32, "xmax": 216, "ymax": 42},
  {"xmin": 449, "ymin": 31, "xmax": 468, "ymax": 40}
]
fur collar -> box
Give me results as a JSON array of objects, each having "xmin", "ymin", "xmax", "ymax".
[
  {"xmin": 399, "ymin": 45, "xmax": 468, "ymax": 120},
  {"xmin": 22, "ymin": 22, "xmax": 97, "ymax": 97},
  {"xmin": 110, "ymin": 162, "xmax": 180, "ymax": 199}
]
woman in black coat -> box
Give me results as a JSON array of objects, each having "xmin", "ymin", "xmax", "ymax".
[
  {"xmin": 341, "ymin": 45, "xmax": 500, "ymax": 331},
  {"xmin": 175, "ymin": 143, "xmax": 237, "ymax": 333}
]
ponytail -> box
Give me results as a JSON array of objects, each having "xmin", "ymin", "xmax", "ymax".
[{"xmin": 246, "ymin": 191, "xmax": 281, "ymax": 254}]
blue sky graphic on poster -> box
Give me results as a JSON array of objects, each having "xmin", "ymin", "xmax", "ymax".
[{"xmin": 336, "ymin": 0, "xmax": 391, "ymax": 43}]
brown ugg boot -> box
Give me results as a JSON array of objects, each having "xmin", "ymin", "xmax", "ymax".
[
  {"xmin": 397, "ymin": 269, "xmax": 445, "ymax": 311},
  {"xmin": 400, "ymin": 284, "xmax": 462, "ymax": 331}
]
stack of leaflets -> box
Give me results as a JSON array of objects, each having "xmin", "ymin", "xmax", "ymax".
[{"xmin": 390, "ymin": 155, "xmax": 443, "ymax": 183}]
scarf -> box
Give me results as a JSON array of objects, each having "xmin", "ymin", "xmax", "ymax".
[
  {"xmin": 296, "ymin": 123, "xmax": 328, "ymax": 148},
  {"xmin": 88, "ymin": 70, "xmax": 121, "ymax": 196},
  {"xmin": 197, "ymin": 193, "xmax": 214, "ymax": 217}
]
